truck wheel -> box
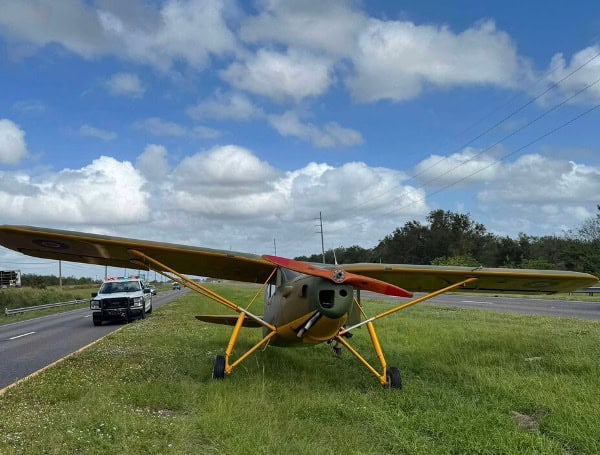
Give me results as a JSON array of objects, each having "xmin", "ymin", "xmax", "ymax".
[
  {"xmin": 147, "ymin": 302, "xmax": 153, "ymax": 314},
  {"xmin": 92, "ymin": 314, "xmax": 102, "ymax": 326},
  {"xmin": 139, "ymin": 305, "xmax": 146, "ymax": 320}
]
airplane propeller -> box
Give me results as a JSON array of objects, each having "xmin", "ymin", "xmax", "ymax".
[{"xmin": 263, "ymin": 255, "xmax": 413, "ymax": 298}]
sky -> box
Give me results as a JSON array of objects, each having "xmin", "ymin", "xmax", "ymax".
[{"xmin": 1, "ymin": 0, "xmax": 600, "ymax": 279}]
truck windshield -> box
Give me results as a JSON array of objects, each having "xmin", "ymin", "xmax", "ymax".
[{"xmin": 99, "ymin": 281, "xmax": 141, "ymax": 294}]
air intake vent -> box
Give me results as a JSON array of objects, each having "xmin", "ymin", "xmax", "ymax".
[{"xmin": 319, "ymin": 290, "xmax": 335, "ymax": 308}]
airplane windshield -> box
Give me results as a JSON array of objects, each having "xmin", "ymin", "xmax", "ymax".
[
  {"xmin": 99, "ymin": 281, "xmax": 141, "ymax": 294},
  {"xmin": 280, "ymin": 268, "xmax": 300, "ymax": 282}
]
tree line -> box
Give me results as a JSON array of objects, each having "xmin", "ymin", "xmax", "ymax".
[
  {"xmin": 21, "ymin": 274, "xmax": 97, "ymax": 288},
  {"xmin": 296, "ymin": 207, "xmax": 600, "ymax": 276}
]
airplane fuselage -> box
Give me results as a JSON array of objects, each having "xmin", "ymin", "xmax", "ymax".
[{"xmin": 263, "ymin": 269, "xmax": 355, "ymax": 346}]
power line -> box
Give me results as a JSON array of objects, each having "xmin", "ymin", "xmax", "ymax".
[
  {"xmin": 271, "ymin": 45, "xmax": 600, "ymax": 256},
  {"xmin": 381, "ymin": 101, "xmax": 600, "ymax": 219},
  {"xmin": 277, "ymin": 84, "xmax": 600, "ymax": 253}
]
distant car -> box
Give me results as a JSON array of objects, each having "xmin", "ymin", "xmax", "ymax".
[
  {"xmin": 147, "ymin": 285, "xmax": 157, "ymax": 295},
  {"xmin": 172, "ymin": 283, "xmax": 181, "ymax": 290}
]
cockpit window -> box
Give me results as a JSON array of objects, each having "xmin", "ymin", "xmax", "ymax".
[{"xmin": 280, "ymin": 268, "xmax": 300, "ymax": 283}]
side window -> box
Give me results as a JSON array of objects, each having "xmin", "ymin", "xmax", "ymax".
[
  {"xmin": 265, "ymin": 272, "xmax": 279, "ymax": 305},
  {"xmin": 265, "ymin": 284, "xmax": 276, "ymax": 305}
]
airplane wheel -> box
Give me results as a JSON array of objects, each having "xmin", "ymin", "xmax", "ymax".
[
  {"xmin": 385, "ymin": 367, "xmax": 402, "ymax": 389},
  {"xmin": 212, "ymin": 355, "xmax": 226, "ymax": 380}
]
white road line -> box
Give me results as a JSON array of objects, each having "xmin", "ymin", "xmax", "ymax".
[
  {"xmin": 462, "ymin": 300, "xmax": 493, "ymax": 304},
  {"xmin": 83, "ymin": 314, "xmax": 91, "ymax": 318},
  {"xmin": 9, "ymin": 331, "xmax": 36, "ymax": 340}
]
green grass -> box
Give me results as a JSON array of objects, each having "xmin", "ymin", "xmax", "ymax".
[{"xmin": 1, "ymin": 284, "xmax": 599, "ymax": 454}]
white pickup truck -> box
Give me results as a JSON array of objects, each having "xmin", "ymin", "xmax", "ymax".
[{"xmin": 90, "ymin": 276, "xmax": 153, "ymax": 326}]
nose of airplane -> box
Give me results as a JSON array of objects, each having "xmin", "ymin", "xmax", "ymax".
[{"xmin": 317, "ymin": 283, "xmax": 354, "ymax": 319}]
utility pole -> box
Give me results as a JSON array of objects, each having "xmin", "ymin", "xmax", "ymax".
[
  {"xmin": 319, "ymin": 211, "xmax": 325, "ymax": 264},
  {"xmin": 58, "ymin": 260, "xmax": 62, "ymax": 289},
  {"xmin": 273, "ymin": 238, "xmax": 277, "ymax": 256}
]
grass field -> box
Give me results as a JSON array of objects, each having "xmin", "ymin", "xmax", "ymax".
[{"xmin": 1, "ymin": 284, "xmax": 599, "ymax": 454}]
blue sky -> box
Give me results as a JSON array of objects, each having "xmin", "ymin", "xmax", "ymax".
[{"xmin": 1, "ymin": 0, "xmax": 600, "ymax": 277}]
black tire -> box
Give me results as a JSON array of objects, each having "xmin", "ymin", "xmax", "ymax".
[
  {"xmin": 92, "ymin": 314, "xmax": 102, "ymax": 326},
  {"xmin": 147, "ymin": 302, "xmax": 153, "ymax": 314},
  {"xmin": 385, "ymin": 367, "xmax": 402, "ymax": 389},
  {"xmin": 212, "ymin": 355, "xmax": 226, "ymax": 380}
]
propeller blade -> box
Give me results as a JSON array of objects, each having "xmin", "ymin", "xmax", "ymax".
[{"xmin": 263, "ymin": 255, "xmax": 412, "ymax": 298}]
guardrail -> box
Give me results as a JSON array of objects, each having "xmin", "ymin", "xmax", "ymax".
[
  {"xmin": 569, "ymin": 287, "xmax": 600, "ymax": 296},
  {"xmin": 4, "ymin": 299, "xmax": 89, "ymax": 316}
]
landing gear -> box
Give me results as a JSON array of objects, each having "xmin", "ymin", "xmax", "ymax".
[
  {"xmin": 332, "ymin": 343, "xmax": 342, "ymax": 358},
  {"xmin": 385, "ymin": 367, "xmax": 402, "ymax": 389},
  {"xmin": 212, "ymin": 355, "xmax": 226, "ymax": 380}
]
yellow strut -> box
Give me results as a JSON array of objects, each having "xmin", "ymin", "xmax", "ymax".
[
  {"xmin": 128, "ymin": 249, "xmax": 276, "ymax": 331},
  {"xmin": 226, "ymin": 331, "xmax": 277, "ymax": 375},
  {"xmin": 129, "ymin": 249, "xmax": 280, "ymax": 377},
  {"xmin": 337, "ymin": 277, "xmax": 480, "ymax": 386},
  {"xmin": 335, "ymin": 321, "xmax": 389, "ymax": 385},
  {"xmin": 340, "ymin": 277, "xmax": 478, "ymax": 335}
]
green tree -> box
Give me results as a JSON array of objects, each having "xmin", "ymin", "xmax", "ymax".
[{"xmin": 431, "ymin": 255, "xmax": 481, "ymax": 267}]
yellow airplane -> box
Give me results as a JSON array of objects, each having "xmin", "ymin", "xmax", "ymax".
[{"xmin": 0, "ymin": 225, "xmax": 597, "ymax": 388}]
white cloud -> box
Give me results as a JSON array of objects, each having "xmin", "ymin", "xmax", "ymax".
[
  {"xmin": 542, "ymin": 45, "xmax": 600, "ymax": 104},
  {"xmin": 268, "ymin": 111, "xmax": 363, "ymax": 148},
  {"xmin": 0, "ymin": 0, "xmax": 237, "ymax": 71},
  {"xmin": 158, "ymin": 146, "xmax": 425, "ymax": 244},
  {"xmin": 136, "ymin": 144, "xmax": 169, "ymax": 180},
  {"xmin": 415, "ymin": 148, "xmax": 499, "ymax": 188},
  {"xmin": 187, "ymin": 91, "xmax": 263, "ymax": 121},
  {"xmin": 0, "ymin": 0, "xmax": 107, "ymax": 58},
  {"xmin": 106, "ymin": 72, "xmax": 145, "ymax": 98},
  {"xmin": 97, "ymin": 0, "xmax": 237, "ymax": 71},
  {"xmin": 221, "ymin": 48, "xmax": 334, "ymax": 102},
  {"xmin": 239, "ymin": 0, "xmax": 367, "ymax": 57},
  {"xmin": 479, "ymin": 154, "xmax": 600, "ymax": 204},
  {"xmin": 347, "ymin": 19, "xmax": 525, "ymax": 102},
  {"xmin": 174, "ymin": 145, "xmax": 279, "ymax": 189},
  {"xmin": 80, "ymin": 124, "xmax": 117, "ymax": 141},
  {"xmin": 0, "ymin": 156, "xmax": 150, "ymax": 224},
  {"xmin": 0, "ymin": 119, "xmax": 28, "ymax": 165},
  {"xmin": 133, "ymin": 117, "xmax": 220, "ymax": 139}
]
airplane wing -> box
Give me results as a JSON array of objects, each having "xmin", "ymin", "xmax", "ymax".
[
  {"xmin": 0, "ymin": 225, "xmax": 274, "ymax": 283},
  {"xmin": 1, "ymin": 225, "xmax": 597, "ymax": 294},
  {"xmin": 341, "ymin": 263, "xmax": 598, "ymax": 294}
]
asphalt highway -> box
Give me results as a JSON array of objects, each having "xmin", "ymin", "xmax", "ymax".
[
  {"xmin": 0, "ymin": 289, "xmax": 187, "ymax": 390},
  {"xmin": 362, "ymin": 292, "xmax": 600, "ymax": 320}
]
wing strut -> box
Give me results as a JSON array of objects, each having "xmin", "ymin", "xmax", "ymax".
[
  {"xmin": 129, "ymin": 249, "xmax": 284, "ymax": 377},
  {"xmin": 335, "ymin": 277, "xmax": 479, "ymax": 387},
  {"xmin": 128, "ymin": 249, "xmax": 276, "ymax": 331},
  {"xmin": 340, "ymin": 277, "xmax": 478, "ymax": 335}
]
